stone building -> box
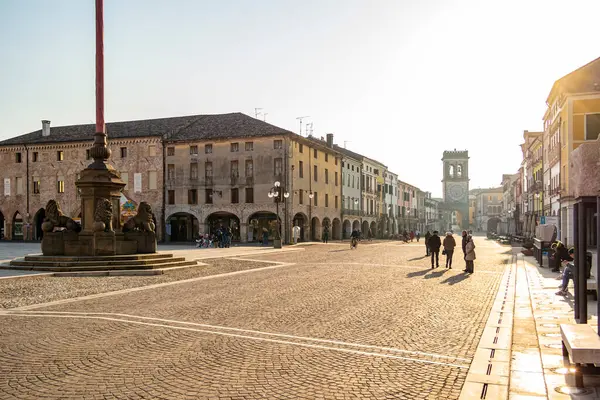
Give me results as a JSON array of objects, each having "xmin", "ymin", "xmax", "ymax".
[
  {"xmin": 0, "ymin": 119, "xmax": 166, "ymax": 240},
  {"xmin": 163, "ymin": 115, "xmax": 343, "ymax": 243},
  {"xmin": 334, "ymin": 144, "xmax": 363, "ymax": 238},
  {"xmin": 473, "ymin": 187, "xmax": 503, "ymax": 232},
  {"xmin": 361, "ymin": 157, "xmax": 386, "ymax": 236}
]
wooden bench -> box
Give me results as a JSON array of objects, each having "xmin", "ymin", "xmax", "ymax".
[{"xmin": 561, "ymin": 324, "xmax": 600, "ymax": 387}]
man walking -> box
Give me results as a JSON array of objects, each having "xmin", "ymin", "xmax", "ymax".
[
  {"xmin": 424, "ymin": 230, "xmax": 432, "ymax": 256},
  {"xmin": 428, "ymin": 231, "xmax": 441, "ymax": 269},
  {"xmin": 443, "ymin": 232, "xmax": 456, "ymax": 269},
  {"xmin": 415, "ymin": 230, "xmax": 421, "ymax": 242}
]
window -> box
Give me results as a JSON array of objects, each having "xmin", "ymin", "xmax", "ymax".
[
  {"xmin": 167, "ymin": 147, "xmax": 175, "ymax": 156},
  {"xmin": 325, "ymin": 194, "xmax": 329, "ymax": 207},
  {"xmin": 15, "ymin": 177, "xmax": 23, "ymax": 195},
  {"xmin": 230, "ymin": 160, "xmax": 239, "ymax": 177},
  {"xmin": 342, "ymin": 173, "xmax": 345, "ymax": 186},
  {"xmin": 325, "ymin": 153, "xmax": 329, "ymax": 162},
  {"xmin": 245, "ymin": 142, "xmax": 253, "ymax": 151},
  {"xmin": 149, "ymin": 145, "xmax": 156, "ymax": 157},
  {"xmin": 205, "ymin": 189, "xmax": 213, "ymax": 204},
  {"xmin": 167, "ymin": 164, "xmax": 175, "ymax": 180},
  {"xmin": 148, "ymin": 171, "xmax": 157, "ymax": 190},
  {"xmin": 245, "ymin": 159, "xmax": 253, "ymax": 177},
  {"xmin": 188, "ymin": 189, "xmax": 198, "ymax": 205},
  {"xmin": 119, "ymin": 147, "xmax": 127, "ymax": 158},
  {"xmin": 299, "ymin": 190, "xmax": 304, "ymax": 205},
  {"xmin": 313, "ymin": 165, "xmax": 318, "ymax": 181},
  {"xmin": 313, "ymin": 192, "xmax": 318, "ymax": 206},
  {"xmin": 335, "ymin": 172, "xmax": 338, "ymax": 186},
  {"xmin": 274, "ymin": 158, "xmax": 283, "ymax": 176},
  {"xmin": 352, "ymin": 176, "xmax": 355, "ymax": 188},
  {"xmin": 57, "ymin": 179, "xmax": 65, "ymax": 193},
  {"xmin": 168, "ymin": 190, "xmax": 175, "ymax": 204},
  {"xmin": 32, "ymin": 152, "xmax": 38, "ymax": 162},
  {"xmin": 121, "ymin": 171, "xmax": 128, "ymax": 188},
  {"xmin": 585, "ymin": 113, "xmax": 600, "ymax": 140},
  {"xmin": 313, "ymin": 149, "xmax": 317, "ymax": 159},
  {"xmin": 231, "ymin": 188, "xmax": 239, "ymax": 204},
  {"xmin": 86, "ymin": 149, "xmax": 91, "ymax": 160},
  {"xmin": 488, "ymin": 195, "xmax": 492, "ymax": 201},
  {"xmin": 32, "ymin": 178, "xmax": 40, "ymax": 194},
  {"xmin": 274, "ymin": 140, "xmax": 283, "ymax": 149},
  {"xmin": 299, "ymin": 161, "xmax": 304, "ymax": 178},
  {"xmin": 230, "ymin": 142, "xmax": 239, "ymax": 152},
  {"xmin": 205, "ymin": 162, "xmax": 213, "ymax": 181},
  {"xmin": 325, "ymin": 169, "xmax": 329, "ymax": 184},
  {"xmin": 335, "ymin": 157, "xmax": 338, "ymax": 166},
  {"xmin": 190, "ymin": 162, "xmax": 198, "ymax": 180},
  {"xmin": 299, "ymin": 143, "xmax": 303, "ymax": 153},
  {"xmin": 205, "ymin": 144, "xmax": 212, "ymax": 154},
  {"xmin": 245, "ymin": 187, "xmax": 254, "ymax": 203},
  {"xmin": 190, "ymin": 145, "xmax": 198, "ymax": 155}
]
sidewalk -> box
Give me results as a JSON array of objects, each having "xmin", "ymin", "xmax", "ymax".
[{"xmin": 462, "ymin": 246, "xmax": 600, "ymax": 399}]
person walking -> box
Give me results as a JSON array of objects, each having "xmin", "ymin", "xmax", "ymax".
[
  {"xmin": 322, "ymin": 225, "xmax": 330, "ymax": 244},
  {"xmin": 428, "ymin": 231, "xmax": 442, "ymax": 269},
  {"xmin": 443, "ymin": 232, "xmax": 457, "ymax": 269},
  {"xmin": 424, "ymin": 230, "xmax": 432, "ymax": 256},
  {"xmin": 464, "ymin": 235, "xmax": 476, "ymax": 273},
  {"xmin": 415, "ymin": 230, "xmax": 421, "ymax": 242},
  {"xmin": 410, "ymin": 231, "xmax": 415, "ymax": 242}
]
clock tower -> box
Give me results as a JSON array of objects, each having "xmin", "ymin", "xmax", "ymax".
[{"xmin": 442, "ymin": 150, "xmax": 470, "ymax": 229}]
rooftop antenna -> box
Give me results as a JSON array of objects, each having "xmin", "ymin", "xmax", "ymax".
[
  {"xmin": 344, "ymin": 140, "xmax": 351, "ymax": 149},
  {"xmin": 263, "ymin": 113, "xmax": 268, "ymax": 122},
  {"xmin": 306, "ymin": 122, "xmax": 314, "ymax": 137},
  {"xmin": 296, "ymin": 116, "xmax": 310, "ymax": 136},
  {"xmin": 254, "ymin": 108, "xmax": 263, "ymax": 119}
]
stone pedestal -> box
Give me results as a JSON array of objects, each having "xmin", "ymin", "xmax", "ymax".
[
  {"xmin": 42, "ymin": 232, "xmax": 65, "ymax": 256},
  {"xmin": 124, "ymin": 231, "xmax": 157, "ymax": 254},
  {"xmin": 94, "ymin": 231, "xmax": 116, "ymax": 256}
]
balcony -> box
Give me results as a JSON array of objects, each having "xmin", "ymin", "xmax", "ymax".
[
  {"xmin": 548, "ymin": 146, "xmax": 560, "ymax": 165},
  {"xmin": 245, "ymin": 176, "xmax": 254, "ymax": 185},
  {"xmin": 343, "ymin": 209, "xmax": 363, "ymax": 216},
  {"xmin": 230, "ymin": 173, "xmax": 239, "ymax": 185}
]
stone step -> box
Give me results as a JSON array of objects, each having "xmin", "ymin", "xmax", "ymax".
[
  {"xmin": 5, "ymin": 259, "xmax": 198, "ymax": 272},
  {"xmin": 23, "ymin": 253, "xmax": 173, "ymax": 262},
  {"xmin": 9, "ymin": 256, "xmax": 186, "ymax": 268}
]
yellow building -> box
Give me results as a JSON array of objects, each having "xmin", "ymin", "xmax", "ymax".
[{"xmin": 544, "ymin": 56, "xmax": 600, "ymax": 244}]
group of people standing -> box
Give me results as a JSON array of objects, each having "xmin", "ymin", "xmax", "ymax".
[{"xmin": 424, "ymin": 230, "xmax": 476, "ymax": 273}]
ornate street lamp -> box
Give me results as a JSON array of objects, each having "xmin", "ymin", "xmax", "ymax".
[{"xmin": 268, "ymin": 181, "xmax": 289, "ymax": 247}]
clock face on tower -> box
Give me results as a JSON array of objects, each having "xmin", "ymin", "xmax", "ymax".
[{"xmin": 447, "ymin": 183, "xmax": 467, "ymax": 202}]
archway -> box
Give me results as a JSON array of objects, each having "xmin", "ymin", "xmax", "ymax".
[
  {"xmin": 167, "ymin": 212, "xmax": 199, "ymax": 242},
  {"xmin": 311, "ymin": 217, "xmax": 321, "ymax": 241},
  {"xmin": 293, "ymin": 212, "xmax": 308, "ymax": 242},
  {"xmin": 248, "ymin": 211, "xmax": 279, "ymax": 243},
  {"xmin": 206, "ymin": 212, "xmax": 241, "ymax": 242},
  {"xmin": 342, "ymin": 220, "xmax": 351, "ymax": 239},
  {"xmin": 33, "ymin": 208, "xmax": 45, "ymax": 240},
  {"xmin": 0, "ymin": 210, "xmax": 4, "ymax": 239},
  {"xmin": 321, "ymin": 218, "xmax": 331, "ymax": 242},
  {"xmin": 362, "ymin": 221, "xmax": 369, "ymax": 236},
  {"xmin": 352, "ymin": 220, "xmax": 360, "ymax": 232},
  {"xmin": 487, "ymin": 217, "xmax": 501, "ymax": 233},
  {"xmin": 12, "ymin": 212, "xmax": 23, "ymax": 240},
  {"xmin": 332, "ymin": 218, "xmax": 341, "ymax": 240},
  {"xmin": 370, "ymin": 221, "xmax": 377, "ymax": 238}
]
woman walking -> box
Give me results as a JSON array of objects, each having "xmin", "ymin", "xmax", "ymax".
[
  {"xmin": 464, "ymin": 235, "xmax": 476, "ymax": 273},
  {"xmin": 442, "ymin": 232, "xmax": 456, "ymax": 269}
]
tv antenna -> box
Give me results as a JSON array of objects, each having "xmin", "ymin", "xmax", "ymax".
[
  {"xmin": 254, "ymin": 108, "xmax": 263, "ymax": 118},
  {"xmin": 305, "ymin": 122, "xmax": 314, "ymax": 137},
  {"xmin": 263, "ymin": 113, "xmax": 268, "ymax": 122},
  {"xmin": 296, "ymin": 116, "xmax": 310, "ymax": 136}
]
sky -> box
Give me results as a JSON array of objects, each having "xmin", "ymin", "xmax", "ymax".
[{"xmin": 1, "ymin": 0, "xmax": 599, "ymax": 198}]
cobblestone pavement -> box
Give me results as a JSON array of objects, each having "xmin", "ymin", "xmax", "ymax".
[{"xmin": 0, "ymin": 236, "xmax": 511, "ymax": 399}]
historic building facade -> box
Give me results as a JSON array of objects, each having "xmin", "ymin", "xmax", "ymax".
[
  {"xmin": 473, "ymin": 187, "xmax": 503, "ymax": 232},
  {"xmin": 335, "ymin": 145, "xmax": 363, "ymax": 238},
  {"xmin": 0, "ymin": 119, "xmax": 165, "ymax": 240}
]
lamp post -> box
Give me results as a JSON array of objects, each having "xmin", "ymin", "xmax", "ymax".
[{"xmin": 268, "ymin": 181, "xmax": 289, "ymax": 248}]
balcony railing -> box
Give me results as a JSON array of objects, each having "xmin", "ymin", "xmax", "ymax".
[{"xmin": 342, "ymin": 209, "xmax": 363, "ymax": 216}]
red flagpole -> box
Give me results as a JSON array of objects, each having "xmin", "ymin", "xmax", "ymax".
[{"xmin": 95, "ymin": 0, "xmax": 105, "ymax": 134}]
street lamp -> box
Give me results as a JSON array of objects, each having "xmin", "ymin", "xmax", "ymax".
[{"xmin": 268, "ymin": 181, "xmax": 289, "ymax": 246}]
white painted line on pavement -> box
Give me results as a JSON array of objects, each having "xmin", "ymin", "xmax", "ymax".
[
  {"xmin": 2, "ymin": 310, "xmax": 471, "ymax": 362},
  {"xmin": 11, "ymin": 262, "xmax": 297, "ymax": 311},
  {"xmin": 0, "ymin": 312, "xmax": 470, "ymax": 369}
]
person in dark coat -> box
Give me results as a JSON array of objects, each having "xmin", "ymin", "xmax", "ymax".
[
  {"xmin": 551, "ymin": 240, "xmax": 572, "ymax": 272},
  {"xmin": 428, "ymin": 231, "xmax": 442, "ymax": 269},
  {"xmin": 461, "ymin": 230, "xmax": 468, "ymax": 266},
  {"xmin": 424, "ymin": 231, "xmax": 432, "ymax": 256}
]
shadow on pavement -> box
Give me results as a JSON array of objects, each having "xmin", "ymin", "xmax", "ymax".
[
  {"xmin": 440, "ymin": 273, "xmax": 470, "ymax": 285},
  {"xmin": 425, "ymin": 269, "xmax": 448, "ymax": 279},
  {"xmin": 408, "ymin": 255, "xmax": 429, "ymax": 261},
  {"xmin": 406, "ymin": 269, "xmax": 429, "ymax": 278},
  {"xmin": 328, "ymin": 249, "xmax": 350, "ymax": 252}
]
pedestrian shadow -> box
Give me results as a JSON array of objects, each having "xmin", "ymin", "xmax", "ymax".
[
  {"xmin": 440, "ymin": 273, "xmax": 470, "ymax": 285},
  {"xmin": 425, "ymin": 269, "xmax": 447, "ymax": 279},
  {"xmin": 408, "ymin": 255, "xmax": 429, "ymax": 261},
  {"xmin": 406, "ymin": 269, "xmax": 430, "ymax": 278},
  {"xmin": 328, "ymin": 249, "xmax": 350, "ymax": 252}
]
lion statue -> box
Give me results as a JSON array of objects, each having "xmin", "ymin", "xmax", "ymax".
[
  {"xmin": 42, "ymin": 200, "xmax": 81, "ymax": 232},
  {"xmin": 93, "ymin": 198, "xmax": 113, "ymax": 232},
  {"xmin": 122, "ymin": 202, "xmax": 155, "ymax": 233}
]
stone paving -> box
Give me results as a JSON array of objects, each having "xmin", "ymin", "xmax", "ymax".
[{"xmin": 0, "ymin": 236, "xmax": 510, "ymax": 399}]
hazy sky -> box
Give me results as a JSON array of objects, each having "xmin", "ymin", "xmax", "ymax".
[{"xmin": 1, "ymin": 0, "xmax": 599, "ymax": 197}]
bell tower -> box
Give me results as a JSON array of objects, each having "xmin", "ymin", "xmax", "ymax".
[{"xmin": 442, "ymin": 150, "xmax": 470, "ymax": 229}]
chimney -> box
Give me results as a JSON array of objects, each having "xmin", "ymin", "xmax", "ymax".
[
  {"xmin": 42, "ymin": 120, "xmax": 51, "ymax": 137},
  {"xmin": 326, "ymin": 133, "xmax": 333, "ymax": 148}
]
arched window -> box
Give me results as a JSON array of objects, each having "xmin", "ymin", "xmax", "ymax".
[
  {"xmin": 457, "ymin": 164, "xmax": 462, "ymax": 178},
  {"xmin": 448, "ymin": 165, "xmax": 454, "ymax": 178}
]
